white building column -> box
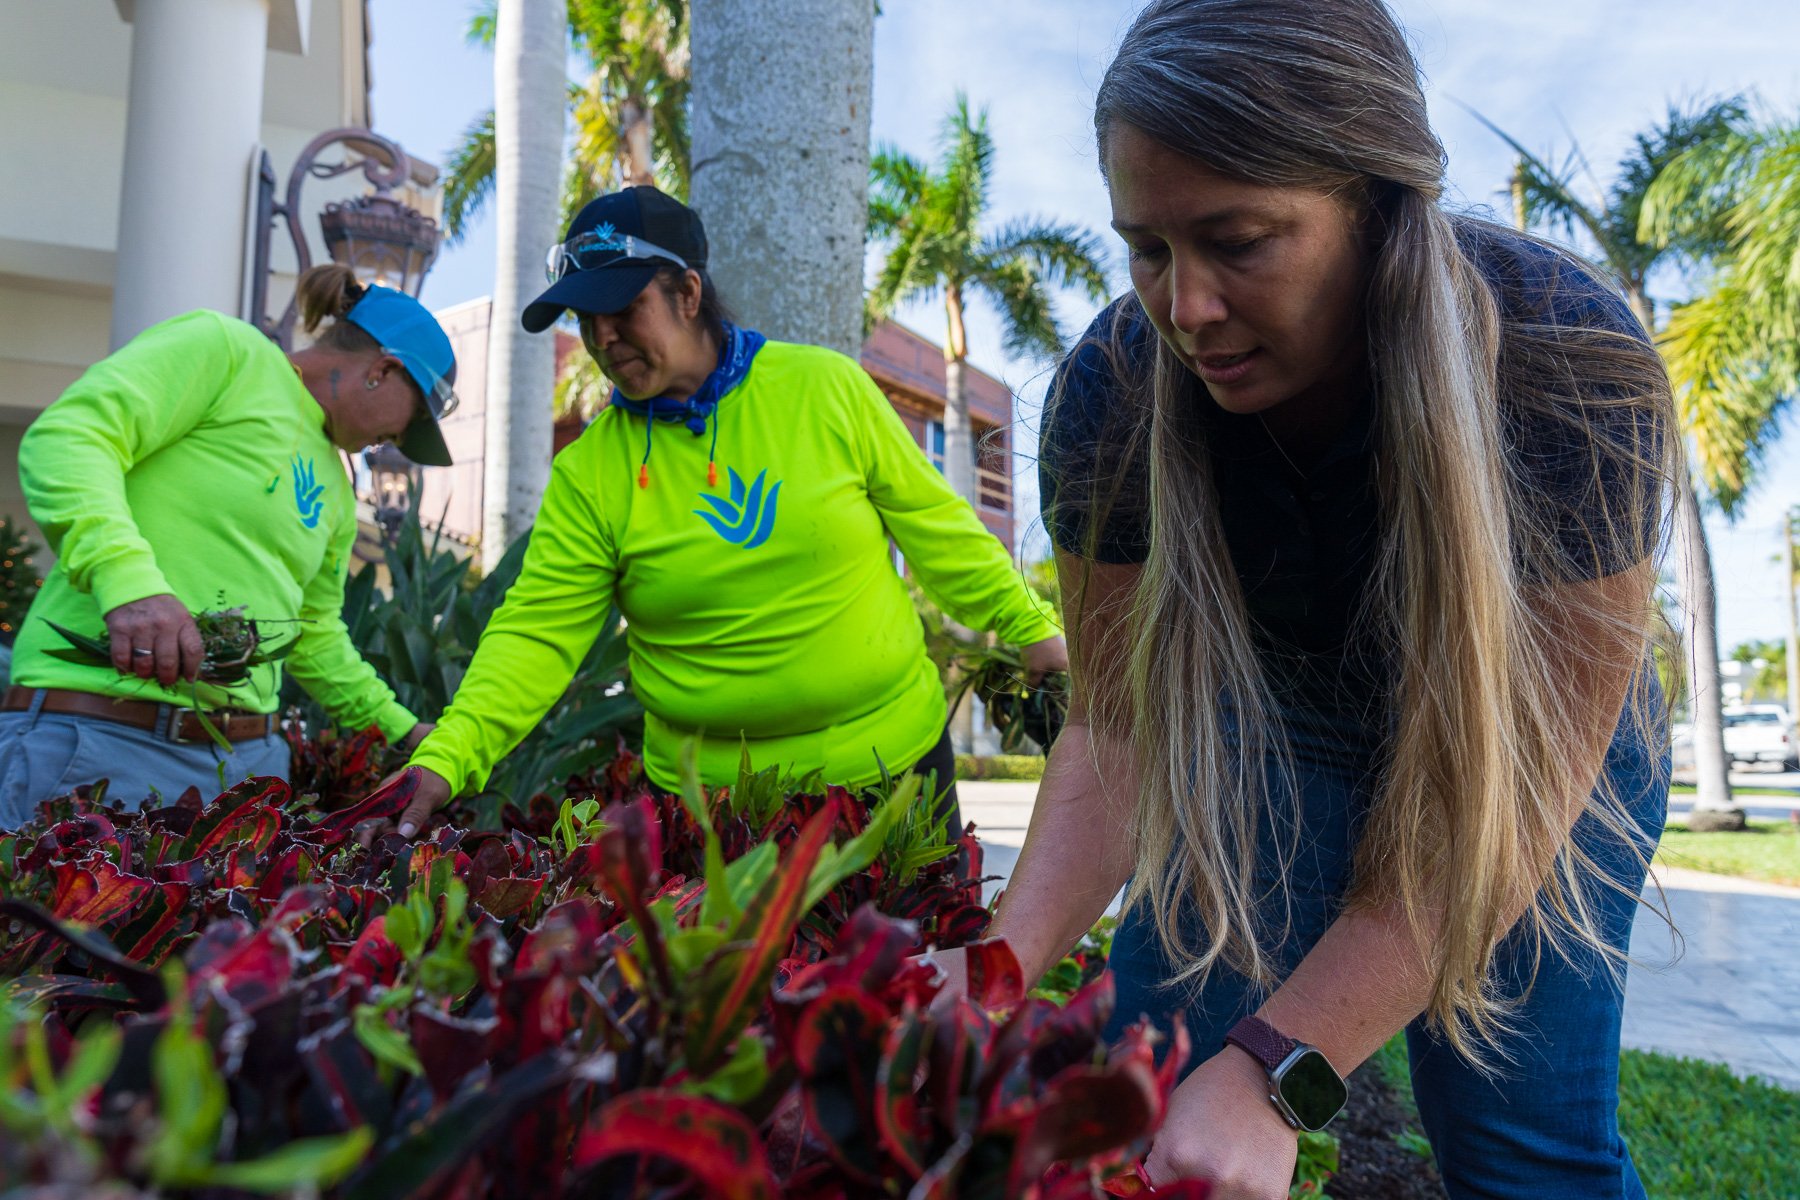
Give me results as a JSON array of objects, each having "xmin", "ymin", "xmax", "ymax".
[{"xmin": 110, "ymin": 0, "xmax": 271, "ymax": 349}]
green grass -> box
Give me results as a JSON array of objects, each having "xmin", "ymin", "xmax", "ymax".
[
  {"xmin": 1654, "ymin": 818, "xmax": 1800, "ymax": 888},
  {"xmin": 954, "ymin": 753, "xmax": 1045, "ymax": 782},
  {"xmin": 1668, "ymin": 784, "xmax": 1797, "ymax": 798},
  {"xmin": 1617, "ymin": 1049, "xmax": 1800, "ymax": 1198},
  {"xmin": 1372, "ymin": 1035, "xmax": 1800, "ymax": 1198}
]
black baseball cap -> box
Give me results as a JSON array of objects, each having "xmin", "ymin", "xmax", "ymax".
[{"xmin": 521, "ymin": 186, "xmax": 708, "ymax": 333}]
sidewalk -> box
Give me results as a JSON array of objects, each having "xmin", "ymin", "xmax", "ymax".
[{"xmin": 960, "ymin": 780, "xmax": 1800, "ymax": 1092}]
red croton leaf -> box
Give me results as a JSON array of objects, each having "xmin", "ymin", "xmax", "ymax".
[
  {"xmin": 111, "ymin": 880, "xmax": 194, "ymax": 965},
  {"xmin": 963, "ymin": 936, "xmax": 1026, "ymax": 1010},
  {"xmin": 791, "ymin": 983, "xmax": 892, "ymax": 1183},
  {"xmin": 49, "ymin": 857, "xmax": 154, "ymax": 928},
  {"xmin": 186, "ymin": 886, "xmax": 321, "ymax": 1008},
  {"xmin": 587, "ymin": 800, "xmax": 674, "ymax": 998},
  {"xmin": 874, "ymin": 1005, "xmax": 933, "ymax": 1177},
  {"xmin": 933, "ymin": 902, "xmax": 993, "ymax": 948},
  {"xmin": 683, "ymin": 796, "xmax": 842, "ymax": 1072},
  {"xmin": 471, "ymin": 875, "xmax": 543, "ymax": 920},
  {"xmin": 338, "ymin": 913, "xmax": 404, "ymax": 994},
  {"xmin": 294, "ymin": 767, "xmax": 422, "ymax": 847},
  {"xmin": 1005, "ymin": 1066, "xmax": 1163, "ymax": 1195},
  {"xmin": 574, "ymin": 1090, "xmax": 779, "ymax": 1200},
  {"xmin": 410, "ymin": 1007, "xmax": 498, "ymax": 1101},
  {"xmin": 177, "ymin": 776, "xmax": 289, "ymax": 858}
]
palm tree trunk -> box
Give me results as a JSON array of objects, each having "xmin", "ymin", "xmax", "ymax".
[
  {"xmin": 1786, "ymin": 507, "xmax": 1800, "ymax": 758},
  {"xmin": 941, "ymin": 284, "xmax": 977, "ymax": 505},
  {"xmin": 1623, "ymin": 280, "xmax": 1740, "ymax": 828},
  {"xmin": 689, "ymin": 0, "xmax": 873, "ymax": 357},
  {"xmin": 1675, "ymin": 475, "xmax": 1744, "ymax": 829},
  {"xmin": 620, "ymin": 96, "xmax": 654, "ymax": 186},
  {"xmin": 483, "ymin": 0, "xmax": 565, "ymax": 561}
]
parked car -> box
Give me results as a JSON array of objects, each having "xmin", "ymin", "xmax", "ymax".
[
  {"xmin": 1722, "ymin": 705, "xmax": 1799, "ymax": 771},
  {"xmin": 1670, "ymin": 720, "xmax": 1694, "ymax": 771}
]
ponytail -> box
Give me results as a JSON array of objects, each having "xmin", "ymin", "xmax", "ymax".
[{"xmin": 295, "ymin": 264, "xmax": 380, "ymax": 353}]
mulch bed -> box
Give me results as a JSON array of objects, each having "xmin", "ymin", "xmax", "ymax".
[{"xmin": 1326, "ymin": 1060, "xmax": 1447, "ymax": 1200}]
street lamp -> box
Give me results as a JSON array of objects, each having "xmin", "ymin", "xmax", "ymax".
[
  {"xmin": 363, "ymin": 444, "xmax": 422, "ymax": 542},
  {"xmin": 250, "ymin": 128, "xmax": 443, "ymax": 540},
  {"xmin": 247, "ymin": 127, "xmax": 442, "ymax": 350}
]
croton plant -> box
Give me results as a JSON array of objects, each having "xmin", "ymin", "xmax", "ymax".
[{"xmin": 0, "ymin": 739, "xmax": 1207, "ymax": 1198}]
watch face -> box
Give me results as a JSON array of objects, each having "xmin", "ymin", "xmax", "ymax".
[{"xmin": 1276, "ymin": 1048, "xmax": 1348, "ymax": 1131}]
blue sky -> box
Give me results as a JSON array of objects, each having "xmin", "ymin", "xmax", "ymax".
[{"xmin": 367, "ymin": 0, "xmax": 1800, "ymax": 651}]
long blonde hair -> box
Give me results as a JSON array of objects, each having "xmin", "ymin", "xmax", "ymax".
[{"xmin": 1069, "ymin": 0, "xmax": 1677, "ymax": 1062}]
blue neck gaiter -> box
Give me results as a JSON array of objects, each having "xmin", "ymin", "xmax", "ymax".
[{"xmin": 611, "ymin": 323, "xmax": 766, "ymax": 488}]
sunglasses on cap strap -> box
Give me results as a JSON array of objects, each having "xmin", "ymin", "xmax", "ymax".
[
  {"xmin": 544, "ymin": 226, "xmax": 689, "ymax": 284},
  {"xmin": 380, "ymin": 345, "xmax": 460, "ymax": 420}
]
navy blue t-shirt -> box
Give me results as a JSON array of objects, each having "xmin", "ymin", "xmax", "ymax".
[{"xmin": 1039, "ymin": 222, "xmax": 1664, "ymax": 719}]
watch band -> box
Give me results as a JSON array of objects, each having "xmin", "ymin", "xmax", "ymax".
[{"xmin": 1225, "ymin": 1015, "xmax": 1298, "ymax": 1073}]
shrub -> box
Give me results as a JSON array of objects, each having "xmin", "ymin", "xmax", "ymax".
[
  {"xmin": 0, "ymin": 755, "xmax": 1207, "ymax": 1198},
  {"xmin": 285, "ymin": 504, "xmax": 642, "ymax": 813},
  {"xmin": 957, "ymin": 753, "xmax": 1048, "ymax": 782}
]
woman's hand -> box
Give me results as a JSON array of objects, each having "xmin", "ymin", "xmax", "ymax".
[
  {"xmin": 1021, "ymin": 635, "xmax": 1069, "ymax": 685},
  {"xmin": 395, "ymin": 766, "xmax": 452, "ymax": 839},
  {"xmin": 104, "ymin": 594, "xmax": 202, "ymax": 688},
  {"xmin": 1143, "ymin": 1048, "xmax": 1299, "ymax": 1200}
]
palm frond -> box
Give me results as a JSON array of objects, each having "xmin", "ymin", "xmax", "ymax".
[
  {"xmin": 938, "ymin": 92, "xmax": 995, "ymax": 244},
  {"xmin": 441, "ymin": 108, "xmax": 497, "ymax": 244},
  {"xmin": 869, "ymin": 145, "xmax": 930, "ymax": 239},
  {"xmin": 467, "ymin": 0, "xmax": 498, "ymax": 47},
  {"xmin": 865, "ymin": 92, "xmax": 1107, "ymax": 368},
  {"xmin": 1612, "ymin": 95, "xmax": 1749, "ymax": 264},
  {"xmin": 980, "ymin": 217, "xmax": 1112, "ymax": 305},
  {"xmin": 1723, "ymin": 124, "xmax": 1800, "ymax": 297},
  {"xmin": 972, "ymin": 256, "xmax": 1062, "ymax": 360},
  {"xmin": 1465, "ymin": 106, "xmax": 1635, "ymax": 279},
  {"xmin": 1661, "ymin": 277, "xmax": 1798, "ymax": 514},
  {"xmin": 554, "ymin": 349, "xmax": 610, "ymax": 420},
  {"xmin": 865, "ymin": 218, "xmax": 942, "ymax": 325}
]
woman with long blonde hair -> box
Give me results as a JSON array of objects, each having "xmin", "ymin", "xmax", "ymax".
[{"xmin": 931, "ymin": 2, "xmax": 1675, "ymax": 1197}]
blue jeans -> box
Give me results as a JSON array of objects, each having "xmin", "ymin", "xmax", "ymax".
[
  {"xmin": 0, "ymin": 702, "xmax": 290, "ymax": 829},
  {"xmin": 1104, "ymin": 701, "xmax": 1667, "ymax": 1200}
]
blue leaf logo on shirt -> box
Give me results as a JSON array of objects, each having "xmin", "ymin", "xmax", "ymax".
[
  {"xmin": 291, "ymin": 455, "xmax": 325, "ymax": 529},
  {"xmin": 694, "ymin": 467, "xmax": 780, "ymax": 549}
]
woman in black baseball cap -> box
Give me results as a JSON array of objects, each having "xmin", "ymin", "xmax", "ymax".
[{"xmin": 393, "ymin": 186, "xmax": 1069, "ymax": 843}]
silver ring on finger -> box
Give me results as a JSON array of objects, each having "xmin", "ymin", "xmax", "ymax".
[{"xmin": 132, "ymin": 647, "xmax": 155, "ymax": 657}]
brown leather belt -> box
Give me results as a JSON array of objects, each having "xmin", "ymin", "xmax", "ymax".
[{"xmin": 2, "ymin": 687, "xmax": 277, "ymax": 745}]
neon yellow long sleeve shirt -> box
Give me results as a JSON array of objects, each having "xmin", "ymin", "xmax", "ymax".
[
  {"xmin": 11, "ymin": 310, "xmax": 416, "ymax": 740},
  {"xmin": 413, "ymin": 339, "xmax": 1059, "ymax": 792}
]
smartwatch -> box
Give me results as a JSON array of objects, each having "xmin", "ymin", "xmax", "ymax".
[{"xmin": 1224, "ymin": 1015, "xmax": 1348, "ymax": 1132}]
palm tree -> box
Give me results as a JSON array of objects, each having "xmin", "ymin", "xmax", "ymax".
[
  {"xmin": 866, "ymin": 94, "xmax": 1111, "ymax": 503},
  {"xmin": 1478, "ymin": 98, "xmax": 1752, "ymax": 829},
  {"xmin": 445, "ymin": 0, "xmax": 689, "ymax": 246},
  {"xmin": 1639, "ymin": 116, "xmax": 1800, "ymax": 512},
  {"xmin": 483, "ymin": 0, "xmax": 567, "ymax": 557}
]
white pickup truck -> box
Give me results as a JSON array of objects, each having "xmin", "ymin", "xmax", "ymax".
[{"xmin": 1722, "ymin": 705, "xmax": 1800, "ymax": 770}]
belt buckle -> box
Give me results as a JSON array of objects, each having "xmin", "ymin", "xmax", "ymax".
[{"xmin": 158, "ymin": 704, "xmax": 190, "ymax": 744}]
